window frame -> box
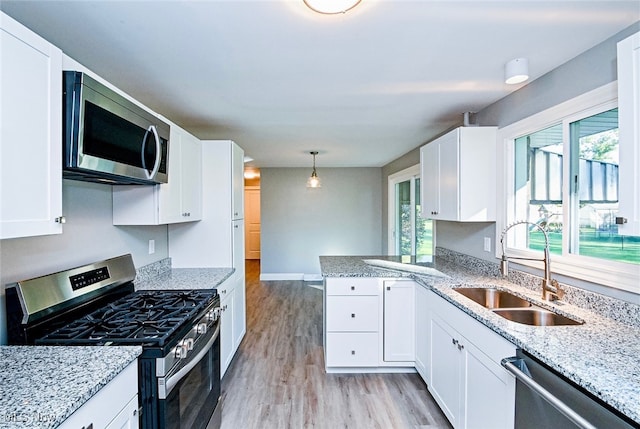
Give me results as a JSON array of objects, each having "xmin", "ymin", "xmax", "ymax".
[{"xmin": 496, "ymin": 82, "xmax": 639, "ymax": 294}]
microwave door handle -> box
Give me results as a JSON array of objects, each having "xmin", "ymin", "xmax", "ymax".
[{"xmin": 141, "ymin": 125, "xmax": 162, "ymax": 180}]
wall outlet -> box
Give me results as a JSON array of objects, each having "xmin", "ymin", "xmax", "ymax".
[
  {"xmin": 483, "ymin": 237, "xmax": 491, "ymax": 252},
  {"xmin": 148, "ymin": 239, "xmax": 155, "ymax": 255}
]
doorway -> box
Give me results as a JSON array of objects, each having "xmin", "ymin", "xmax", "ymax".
[{"xmin": 244, "ymin": 169, "xmax": 261, "ymax": 260}]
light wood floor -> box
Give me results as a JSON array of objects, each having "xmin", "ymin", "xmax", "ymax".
[{"xmin": 219, "ymin": 260, "xmax": 452, "ymax": 429}]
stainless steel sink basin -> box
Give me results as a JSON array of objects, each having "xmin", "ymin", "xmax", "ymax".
[
  {"xmin": 453, "ymin": 287, "xmax": 583, "ymax": 326},
  {"xmin": 493, "ymin": 308, "xmax": 583, "ymax": 326},
  {"xmin": 453, "ymin": 287, "xmax": 532, "ymax": 309}
]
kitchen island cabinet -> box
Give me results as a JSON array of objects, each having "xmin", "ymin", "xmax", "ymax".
[
  {"xmin": 0, "ymin": 12, "xmax": 64, "ymax": 239},
  {"xmin": 320, "ymin": 254, "xmax": 640, "ymax": 426},
  {"xmin": 323, "ymin": 275, "xmax": 416, "ymax": 372}
]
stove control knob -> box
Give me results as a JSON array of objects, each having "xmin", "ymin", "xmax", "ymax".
[
  {"xmin": 183, "ymin": 338, "xmax": 194, "ymax": 351},
  {"xmin": 175, "ymin": 344, "xmax": 188, "ymax": 359},
  {"xmin": 197, "ymin": 323, "xmax": 208, "ymax": 334}
]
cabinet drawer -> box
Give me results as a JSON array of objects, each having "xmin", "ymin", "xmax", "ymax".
[
  {"xmin": 326, "ymin": 332, "xmax": 378, "ymax": 367},
  {"xmin": 326, "ymin": 296, "xmax": 379, "ymax": 332},
  {"xmin": 325, "ymin": 277, "xmax": 379, "ymax": 296}
]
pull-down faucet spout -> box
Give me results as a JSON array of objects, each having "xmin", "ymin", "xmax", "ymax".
[{"xmin": 500, "ymin": 220, "xmax": 565, "ymax": 301}]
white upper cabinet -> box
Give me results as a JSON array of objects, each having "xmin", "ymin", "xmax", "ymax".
[
  {"xmin": 617, "ymin": 31, "xmax": 640, "ymax": 236},
  {"xmin": 1, "ymin": 12, "xmax": 64, "ymax": 239},
  {"xmin": 112, "ymin": 125, "xmax": 202, "ymax": 225},
  {"xmin": 420, "ymin": 126, "xmax": 497, "ymax": 222},
  {"xmin": 232, "ymin": 142, "xmax": 245, "ymax": 220}
]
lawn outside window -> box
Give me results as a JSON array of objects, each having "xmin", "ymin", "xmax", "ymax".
[{"xmin": 496, "ymin": 83, "xmax": 640, "ymax": 294}]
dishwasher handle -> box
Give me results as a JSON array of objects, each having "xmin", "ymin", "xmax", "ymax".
[{"xmin": 501, "ymin": 356, "xmax": 598, "ymax": 429}]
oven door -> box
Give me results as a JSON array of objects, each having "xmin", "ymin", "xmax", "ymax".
[{"xmin": 158, "ymin": 322, "xmax": 221, "ymax": 429}]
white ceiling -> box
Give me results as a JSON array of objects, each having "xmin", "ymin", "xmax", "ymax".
[{"xmin": 1, "ymin": 1, "xmax": 638, "ymax": 168}]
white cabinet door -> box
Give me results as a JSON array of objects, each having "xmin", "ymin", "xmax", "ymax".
[
  {"xmin": 429, "ymin": 314, "xmax": 463, "ymax": 427},
  {"xmin": 177, "ymin": 130, "xmax": 202, "ymax": 221},
  {"xmin": 232, "ymin": 273, "xmax": 246, "ymax": 349},
  {"xmin": 414, "ymin": 284, "xmax": 431, "ymax": 383},
  {"xmin": 427, "ymin": 291, "xmax": 516, "ymax": 429},
  {"xmin": 437, "ymin": 130, "xmax": 460, "ymax": 220},
  {"xmin": 232, "ymin": 142, "xmax": 245, "ymax": 220},
  {"xmin": 617, "ymin": 31, "xmax": 640, "ymax": 236},
  {"xmin": 220, "ymin": 284, "xmax": 235, "ymax": 377},
  {"xmin": 113, "ymin": 125, "xmax": 202, "ymax": 225},
  {"xmin": 1, "ymin": 12, "xmax": 63, "ymax": 239},
  {"xmin": 420, "ymin": 127, "xmax": 497, "ymax": 222},
  {"xmin": 420, "ymin": 142, "xmax": 440, "ymax": 218},
  {"xmin": 383, "ymin": 280, "xmax": 415, "ymax": 362},
  {"xmin": 463, "ymin": 340, "xmax": 515, "ymax": 429}
]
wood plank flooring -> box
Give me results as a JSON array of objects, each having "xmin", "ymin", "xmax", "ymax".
[{"xmin": 219, "ymin": 260, "xmax": 452, "ymax": 429}]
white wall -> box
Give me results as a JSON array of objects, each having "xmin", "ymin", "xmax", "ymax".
[
  {"xmin": 0, "ymin": 180, "xmax": 168, "ymax": 344},
  {"xmin": 260, "ymin": 167, "xmax": 382, "ymax": 279}
]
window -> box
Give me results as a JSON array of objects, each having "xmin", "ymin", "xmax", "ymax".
[
  {"xmin": 389, "ymin": 165, "xmax": 433, "ymax": 257},
  {"xmin": 499, "ymin": 83, "xmax": 640, "ymax": 293}
]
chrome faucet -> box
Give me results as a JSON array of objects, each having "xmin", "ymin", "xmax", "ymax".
[{"xmin": 500, "ymin": 220, "xmax": 565, "ymax": 301}]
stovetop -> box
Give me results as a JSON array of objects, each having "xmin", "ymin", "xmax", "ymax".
[{"xmin": 37, "ymin": 289, "xmax": 218, "ymax": 347}]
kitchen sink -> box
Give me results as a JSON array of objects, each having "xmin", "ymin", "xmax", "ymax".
[
  {"xmin": 493, "ymin": 308, "xmax": 583, "ymax": 326},
  {"xmin": 453, "ymin": 287, "xmax": 532, "ymax": 309},
  {"xmin": 453, "ymin": 287, "xmax": 583, "ymax": 326}
]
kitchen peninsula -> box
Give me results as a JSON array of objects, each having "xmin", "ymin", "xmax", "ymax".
[{"xmin": 320, "ymin": 252, "xmax": 640, "ymax": 427}]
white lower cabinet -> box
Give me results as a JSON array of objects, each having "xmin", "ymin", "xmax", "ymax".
[
  {"xmin": 324, "ymin": 277, "xmax": 415, "ymax": 371},
  {"xmin": 414, "ymin": 283, "xmax": 431, "ymax": 382},
  {"xmin": 383, "ymin": 279, "xmax": 415, "ymax": 362},
  {"xmin": 220, "ymin": 273, "xmax": 246, "ymax": 378},
  {"xmin": 424, "ymin": 289, "xmax": 516, "ymax": 429},
  {"xmin": 59, "ymin": 360, "xmax": 139, "ymax": 429}
]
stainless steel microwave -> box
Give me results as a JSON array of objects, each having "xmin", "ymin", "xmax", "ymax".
[{"xmin": 63, "ymin": 71, "xmax": 169, "ymax": 185}]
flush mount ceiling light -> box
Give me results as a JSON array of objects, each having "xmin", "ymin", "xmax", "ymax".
[
  {"xmin": 303, "ymin": 0, "xmax": 361, "ymax": 14},
  {"xmin": 307, "ymin": 151, "xmax": 321, "ymax": 188},
  {"xmin": 505, "ymin": 58, "xmax": 529, "ymax": 85}
]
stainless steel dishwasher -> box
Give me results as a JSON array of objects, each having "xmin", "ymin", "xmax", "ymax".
[{"xmin": 502, "ymin": 350, "xmax": 638, "ymax": 429}]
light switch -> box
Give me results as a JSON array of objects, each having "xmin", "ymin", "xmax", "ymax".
[{"xmin": 149, "ymin": 239, "xmax": 155, "ymax": 255}]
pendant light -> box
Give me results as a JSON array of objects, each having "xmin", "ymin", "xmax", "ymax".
[
  {"xmin": 307, "ymin": 151, "xmax": 321, "ymax": 188},
  {"xmin": 303, "ymin": 0, "xmax": 361, "ymax": 14}
]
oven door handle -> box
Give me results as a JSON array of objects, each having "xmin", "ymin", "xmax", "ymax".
[
  {"xmin": 501, "ymin": 357, "xmax": 598, "ymax": 429},
  {"xmin": 160, "ymin": 323, "xmax": 220, "ymax": 399}
]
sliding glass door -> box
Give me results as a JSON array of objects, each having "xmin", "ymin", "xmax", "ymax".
[{"xmin": 389, "ymin": 165, "xmax": 433, "ymax": 256}]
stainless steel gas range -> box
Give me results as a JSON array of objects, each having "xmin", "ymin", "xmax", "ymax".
[{"xmin": 5, "ymin": 254, "xmax": 222, "ymax": 429}]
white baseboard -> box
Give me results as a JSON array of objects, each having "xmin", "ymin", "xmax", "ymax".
[
  {"xmin": 259, "ymin": 273, "xmax": 324, "ymax": 282},
  {"xmin": 260, "ymin": 273, "xmax": 304, "ymax": 281}
]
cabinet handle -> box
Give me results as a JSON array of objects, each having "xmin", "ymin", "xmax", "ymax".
[
  {"xmin": 351, "ymin": 350, "xmax": 356, "ymax": 355},
  {"xmin": 452, "ymin": 338, "xmax": 458, "ymax": 346},
  {"xmin": 350, "ymin": 286, "xmax": 355, "ymax": 291},
  {"xmin": 351, "ymin": 313, "xmax": 355, "ymax": 318},
  {"xmin": 55, "ymin": 216, "xmax": 66, "ymax": 224},
  {"xmin": 458, "ymin": 343, "xmax": 464, "ymax": 351}
]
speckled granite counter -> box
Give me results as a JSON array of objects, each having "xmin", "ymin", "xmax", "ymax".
[
  {"xmin": 320, "ymin": 254, "xmax": 640, "ymax": 424},
  {"xmin": 135, "ymin": 267, "xmax": 234, "ymax": 290},
  {"xmin": 0, "ymin": 346, "xmax": 141, "ymax": 428}
]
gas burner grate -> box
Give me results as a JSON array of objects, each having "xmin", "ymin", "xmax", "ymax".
[{"xmin": 37, "ymin": 289, "xmax": 217, "ymax": 347}]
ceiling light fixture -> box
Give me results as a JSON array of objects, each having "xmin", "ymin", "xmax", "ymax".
[
  {"xmin": 307, "ymin": 151, "xmax": 321, "ymax": 188},
  {"xmin": 303, "ymin": 0, "xmax": 361, "ymax": 14},
  {"xmin": 505, "ymin": 58, "xmax": 529, "ymax": 85}
]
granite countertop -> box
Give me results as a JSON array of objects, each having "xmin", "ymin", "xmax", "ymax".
[
  {"xmin": 0, "ymin": 346, "xmax": 141, "ymax": 428},
  {"xmin": 135, "ymin": 267, "xmax": 234, "ymax": 290},
  {"xmin": 320, "ymin": 255, "xmax": 640, "ymax": 425}
]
